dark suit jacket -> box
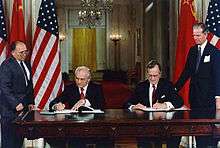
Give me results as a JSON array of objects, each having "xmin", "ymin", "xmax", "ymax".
[
  {"xmin": 0, "ymin": 56, "xmax": 34, "ymax": 118},
  {"xmin": 215, "ymin": 50, "xmax": 220, "ymax": 96},
  {"xmin": 124, "ymin": 78, "xmax": 183, "ymax": 109},
  {"xmin": 175, "ymin": 42, "xmax": 220, "ymax": 109},
  {"xmin": 49, "ymin": 81, "xmax": 105, "ymax": 110}
]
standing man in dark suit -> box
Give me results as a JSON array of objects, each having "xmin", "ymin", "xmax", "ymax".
[
  {"xmin": 175, "ymin": 22, "xmax": 220, "ymax": 110},
  {"xmin": 49, "ymin": 66, "xmax": 104, "ymax": 111},
  {"xmin": 124, "ymin": 60, "xmax": 183, "ymax": 148},
  {"xmin": 0, "ymin": 41, "xmax": 34, "ymax": 148},
  {"xmin": 174, "ymin": 22, "xmax": 220, "ymax": 147},
  {"xmin": 48, "ymin": 66, "xmax": 105, "ymax": 148}
]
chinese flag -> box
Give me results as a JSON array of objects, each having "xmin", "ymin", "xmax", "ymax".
[
  {"xmin": 173, "ymin": 0, "xmax": 197, "ymax": 107},
  {"xmin": 9, "ymin": 0, "xmax": 26, "ymax": 44},
  {"xmin": 7, "ymin": 0, "xmax": 26, "ymax": 56}
]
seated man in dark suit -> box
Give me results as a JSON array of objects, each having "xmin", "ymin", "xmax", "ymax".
[
  {"xmin": 50, "ymin": 66, "xmax": 104, "ymax": 111},
  {"xmin": 124, "ymin": 60, "xmax": 183, "ymax": 148},
  {"xmin": 48, "ymin": 66, "xmax": 106, "ymax": 148}
]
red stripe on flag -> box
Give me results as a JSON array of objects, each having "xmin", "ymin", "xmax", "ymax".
[
  {"xmin": 0, "ymin": 40, "xmax": 6, "ymax": 55},
  {"xmin": 33, "ymin": 38, "xmax": 58, "ymax": 98},
  {"xmin": 32, "ymin": 27, "xmax": 41, "ymax": 49},
  {"xmin": 207, "ymin": 33, "xmax": 220, "ymax": 50},
  {"xmin": 37, "ymin": 61, "xmax": 62, "ymax": 109},
  {"xmin": 31, "ymin": 0, "xmax": 63, "ymax": 109},
  {"xmin": 215, "ymin": 40, "xmax": 220, "ymax": 49},
  {"xmin": 58, "ymin": 81, "xmax": 63, "ymax": 96},
  {"xmin": 207, "ymin": 33, "xmax": 214, "ymax": 41},
  {"xmin": 32, "ymin": 31, "xmax": 51, "ymax": 75}
]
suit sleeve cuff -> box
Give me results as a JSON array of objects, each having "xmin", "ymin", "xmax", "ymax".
[
  {"xmin": 84, "ymin": 99, "xmax": 91, "ymax": 107},
  {"xmin": 215, "ymin": 96, "xmax": 220, "ymax": 99},
  {"xmin": 128, "ymin": 105, "xmax": 135, "ymax": 111}
]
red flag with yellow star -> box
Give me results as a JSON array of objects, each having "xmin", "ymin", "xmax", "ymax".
[
  {"xmin": 9, "ymin": 0, "xmax": 26, "ymax": 44},
  {"xmin": 173, "ymin": 0, "xmax": 197, "ymax": 107}
]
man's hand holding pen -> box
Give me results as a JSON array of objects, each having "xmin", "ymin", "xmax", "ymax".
[
  {"xmin": 131, "ymin": 103, "xmax": 147, "ymax": 110},
  {"xmin": 71, "ymin": 99, "xmax": 86, "ymax": 111},
  {"xmin": 153, "ymin": 102, "xmax": 167, "ymax": 109},
  {"xmin": 54, "ymin": 102, "xmax": 65, "ymax": 111}
]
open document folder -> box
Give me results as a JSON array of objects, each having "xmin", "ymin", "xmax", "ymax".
[
  {"xmin": 40, "ymin": 106, "xmax": 104, "ymax": 115},
  {"xmin": 141, "ymin": 105, "xmax": 190, "ymax": 112}
]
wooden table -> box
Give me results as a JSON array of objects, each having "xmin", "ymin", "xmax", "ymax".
[{"xmin": 14, "ymin": 109, "xmax": 220, "ymax": 141}]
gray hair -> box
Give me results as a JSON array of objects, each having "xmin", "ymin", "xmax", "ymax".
[
  {"xmin": 74, "ymin": 66, "xmax": 91, "ymax": 79},
  {"xmin": 193, "ymin": 22, "xmax": 209, "ymax": 34}
]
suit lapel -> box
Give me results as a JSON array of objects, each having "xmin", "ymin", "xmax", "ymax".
[
  {"xmin": 11, "ymin": 57, "xmax": 27, "ymax": 86},
  {"xmin": 12, "ymin": 57, "xmax": 23, "ymax": 75},
  {"xmin": 155, "ymin": 79, "xmax": 163, "ymax": 99},
  {"xmin": 202, "ymin": 43, "xmax": 212, "ymax": 57},
  {"xmin": 85, "ymin": 83, "xmax": 92, "ymax": 99},
  {"xmin": 73, "ymin": 84, "xmax": 80, "ymax": 99},
  {"xmin": 144, "ymin": 81, "xmax": 150, "ymax": 106},
  {"xmin": 197, "ymin": 43, "xmax": 212, "ymax": 71}
]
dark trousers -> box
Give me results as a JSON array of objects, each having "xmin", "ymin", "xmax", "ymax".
[
  {"xmin": 196, "ymin": 136, "xmax": 218, "ymax": 148},
  {"xmin": 46, "ymin": 138, "xmax": 113, "ymax": 148},
  {"xmin": 1, "ymin": 118, "xmax": 23, "ymax": 148},
  {"xmin": 137, "ymin": 137, "xmax": 181, "ymax": 148}
]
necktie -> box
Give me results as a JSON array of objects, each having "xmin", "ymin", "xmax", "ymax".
[
  {"xmin": 152, "ymin": 85, "xmax": 157, "ymax": 104},
  {"xmin": 20, "ymin": 61, "xmax": 28, "ymax": 82},
  {"xmin": 80, "ymin": 87, "xmax": 85, "ymax": 100},
  {"xmin": 196, "ymin": 46, "xmax": 201, "ymax": 71}
]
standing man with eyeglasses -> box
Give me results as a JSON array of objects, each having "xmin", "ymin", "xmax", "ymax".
[
  {"xmin": 0, "ymin": 41, "xmax": 34, "ymax": 148},
  {"xmin": 124, "ymin": 60, "xmax": 183, "ymax": 148}
]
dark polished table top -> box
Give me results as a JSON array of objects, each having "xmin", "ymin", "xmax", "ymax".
[{"xmin": 14, "ymin": 109, "xmax": 220, "ymax": 139}]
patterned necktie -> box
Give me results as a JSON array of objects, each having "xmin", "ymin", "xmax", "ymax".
[
  {"xmin": 20, "ymin": 61, "xmax": 28, "ymax": 82},
  {"xmin": 196, "ymin": 46, "xmax": 201, "ymax": 71},
  {"xmin": 80, "ymin": 87, "xmax": 85, "ymax": 100},
  {"xmin": 152, "ymin": 85, "xmax": 157, "ymax": 104}
]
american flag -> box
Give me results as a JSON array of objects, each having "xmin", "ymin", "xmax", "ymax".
[
  {"xmin": 0, "ymin": 0, "xmax": 7, "ymax": 65},
  {"xmin": 206, "ymin": 0, "xmax": 220, "ymax": 49},
  {"xmin": 31, "ymin": 0, "xmax": 63, "ymax": 110}
]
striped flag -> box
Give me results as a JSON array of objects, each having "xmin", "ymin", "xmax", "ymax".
[
  {"xmin": 0, "ymin": 0, "xmax": 7, "ymax": 65},
  {"xmin": 206, "ymin": 0, "xmax": 220, "ymax": 49},
  {"xmin": 31, "ymin": 0, "xmax": 63, "ymax": 110}
]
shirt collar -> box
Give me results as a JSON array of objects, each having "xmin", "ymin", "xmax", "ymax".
[
  {"xmin": 199, "ymin": 40, "xmax": 207, "ymax": 51},
  {"xmin": 150, "ymin": 83, "xmax": 157, "ymax": 88},
  {"xmin": 79, "ymin": 84, "xmax": 88, "ymax": 92}
]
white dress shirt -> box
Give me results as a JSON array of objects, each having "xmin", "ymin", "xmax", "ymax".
[
  {"xmin": 17, "ymin": 60, "xmax": 30, "ymax": 86},
  {"xmin": 149, "ymin": 83, "xmax": 174, "ymax": 109}
]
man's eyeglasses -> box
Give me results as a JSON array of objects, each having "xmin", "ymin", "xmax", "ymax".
[{"xmin": 18, "ymin": 50, "xmax": 29, "ymax": 54}]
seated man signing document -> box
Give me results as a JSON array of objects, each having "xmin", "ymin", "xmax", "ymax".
[
  {"xmin": 124, "ymin": 60, "xmax": 184, "ymax": 148},
  {"xmin": 124, "ymin": 60, "xmax": 183, "ymax": 111},
  {"xmin": 48, "ymin": 66, "xmax": 106, "ymax": 148},
  {"xmin": 49, "ymin": 66, "xmax": 105, "ymax": 111}
]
